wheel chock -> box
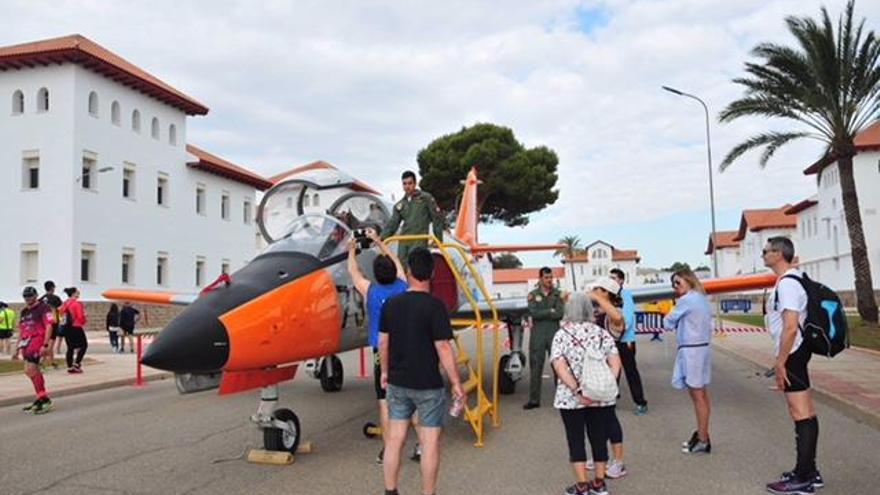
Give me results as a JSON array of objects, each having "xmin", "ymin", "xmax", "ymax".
[
  {"xmin": 296, "ymin": 441, "xmax": 315, "ymax": 454},
  {"xmin": 247, "ymin": 449, "xmax": 294, "ymax": 465}
]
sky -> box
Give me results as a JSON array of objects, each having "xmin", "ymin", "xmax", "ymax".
[{"xmin": 3, "ymin": 0, "xmax": 878, "ymax": 270}]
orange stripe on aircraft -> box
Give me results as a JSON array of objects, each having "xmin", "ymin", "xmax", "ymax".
[
  {"xmin": 702, "ymin": 272, "xmax": 777, "ymax": 294},
  {"xmin": 102, "ymin": 289, "xmax": 192, "ymax": 306},
  {"xmin": 220, "ymin": 269, "xmax": 342, "ymax": 372}
]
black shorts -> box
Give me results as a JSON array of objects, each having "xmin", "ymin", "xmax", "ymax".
[
  {"xmin": 23, "ymin": 351, "xmax": 42, "ymax": 365},
  {"xmin": 0, "ymin": 330, "xmax": 12, "ymax": 339},
  {"xmin": 122, "ymin": 327, "xmax": 135, "ymax": 336},
  {"xmin": 784, "ymin": 343, "xmax": 812, "ymax": 393},
  {"xmin": 373, "ymin": 348, "xmax": 386, "ymax": 400},
  {"xmin": 50, "ymin": 323, "xmax": 61, "ymax": 340}
]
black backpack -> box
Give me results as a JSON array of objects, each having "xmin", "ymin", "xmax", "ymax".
[{"xmin": 776, "ymin": 273, "xmax": 849, "ymax": 357}]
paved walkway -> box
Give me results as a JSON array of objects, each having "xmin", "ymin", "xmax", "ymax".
[
  {"xmin": 0, "ymin": 333, "xmax": 170, "ymax": 407},
  {"xmin": 714, "ymin": 319, "xmax": 880, "ymax": 429}
]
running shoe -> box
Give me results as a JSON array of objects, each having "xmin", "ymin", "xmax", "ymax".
[
  {"xmin": 563, "ymin": 482, "xmax": 590, "ymax": 495},
  {"xmin": 588, "ymin": 480, "xmax": 609, "ymax": 495},
  {"xmin": 605, "ymin": 460, "xmax": 627, "ymax": 479},
  {"xmin": 376, "ymin": 448, "xmax": 384, "ymax": 465},
  {"xmin": 410, "ymin": 443, "xmax": 421, "ymax": 462},
  {"xmin": 22, "ymin": 399, "xmax": 40, "ymax": 412},
  {"xmin": 766, "ymin": 478, "xmax": 815, "ymax": 495},
  {"xmin": 778, "ymin": 471, "xmax": 824, "ymax": 490},
  {"xmin": 683, "ymin": 440, "xmax": 711, "ymax": 454},
  {"xmin": 634, "ymin": 404, "xmax": 648, "ymax": 416},
  {"xmin": 682, "ymin": 430, "xmax": 699, "ymax": 449},
  {"xmin": 32, "ymin": 398, "xmax": 52, "ymax": 415}
]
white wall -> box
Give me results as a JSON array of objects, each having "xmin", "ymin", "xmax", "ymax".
[
  {"xmin": 738, "ymin": 227, "xmax": 794, "ymax": 275},
  {"xmin": 712, "ymin": 246, "xmax": 741, "ymax": 278}
]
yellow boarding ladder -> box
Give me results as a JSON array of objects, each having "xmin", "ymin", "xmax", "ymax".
[{"xmin": 385, "ymin": 235, "xmax": 501, "ymax": 447}]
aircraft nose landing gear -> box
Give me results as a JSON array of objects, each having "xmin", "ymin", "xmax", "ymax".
[
  {"xmin": 253, "ymin": 385, "xmax": 301, "ymax": 454},
  {"xmin": 499, "ymin": 319, "xmax": 526, "ymax": 395}
]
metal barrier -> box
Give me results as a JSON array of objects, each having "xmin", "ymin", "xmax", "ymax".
[{"xmin": 132, "ymin": 327, "xmax": 161, "ymax": 387}]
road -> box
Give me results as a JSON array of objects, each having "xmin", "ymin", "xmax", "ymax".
[{"xmin": 1, "ymin": 336, "xmax": 877, "ymax": 495}]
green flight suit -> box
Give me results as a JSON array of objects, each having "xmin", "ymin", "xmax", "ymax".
[
  {"xmin": 380, "ymin": 189, "xmax": 444, "ymax": 261},
  {"xmin": 527, "ymin": 285, "xmax": 564, "ymax": 404}
]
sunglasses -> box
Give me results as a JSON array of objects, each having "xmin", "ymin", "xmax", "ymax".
[
  {"xmin": 672, "ymin": 279, "xmax": 683, "ymax": 288},
  {"xmin": 762, "ymin": 248, "xmax": 778, "ymax": 256}
]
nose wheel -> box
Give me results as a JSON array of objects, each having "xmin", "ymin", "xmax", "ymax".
[
  {"xmin": 318, "ymin": 354, "xmax": 344, "ymax": 392},
  {"xmin": 263, "ymin": 408, "xmax": 301, "ymax": 454}
]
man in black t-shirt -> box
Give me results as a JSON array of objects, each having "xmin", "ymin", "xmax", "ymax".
[
  {"xmin": 118, "ymin": 302, "xmax": 141, "ymax": 353},
  {"xmin": 378, "ymin": 247, "xmax": 464, "ymax": 495},
  {"xmin": 39, "ymin": 281, "xmax": 63, "ymax": 368}
]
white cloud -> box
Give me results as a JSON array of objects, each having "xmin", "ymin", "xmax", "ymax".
[{"xmin": 2, "ymin": 0, "xmax": 877, "ymax": 266}]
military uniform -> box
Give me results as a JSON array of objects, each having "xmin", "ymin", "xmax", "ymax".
[
  {"xmin": 380, "ymin": 189, "xmax": 444, "ymax": 261},
  {"xmin": 526, "ymin": 285, "xmax": 564, "ymax": 405}
]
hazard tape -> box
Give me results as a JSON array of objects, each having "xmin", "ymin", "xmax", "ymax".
[{"xmin": 637, "ymin": 327, "xmax": 766, "ymax": 334}]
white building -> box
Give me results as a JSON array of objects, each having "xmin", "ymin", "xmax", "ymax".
[
  {"xmin": 561, "ymin": 240, "xmax": 641, "ymax": 292},
  {"xmin": 0, "ymin": 35, "xmax": 272, "ymax": 301},
  {"xmin": 788, "ymin": 121, "xmax": 880, "ymax": 292},
  {"xmin": 729, "ymin": 206, "xmax": 796, "ymax": 275},
  {"xmin": 705, "ymin": 231, "xmax": 742, "ymax": 278},
  {"xmin": 491, "ymin": 267, "xmax": 565, "ymax": 300}
]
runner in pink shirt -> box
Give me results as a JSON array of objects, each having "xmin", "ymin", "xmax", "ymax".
[{"xmin": 12, "ymin": 286, "xmax": 54, "ymax": 414}]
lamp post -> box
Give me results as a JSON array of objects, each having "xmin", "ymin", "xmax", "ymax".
[
  {"xmin": 76, "ymin": 166, "xmax": 114, "ymax": 183},
  {"xmin": 662, "ymin": 86, "xmax": 721, "ymax": 330}
]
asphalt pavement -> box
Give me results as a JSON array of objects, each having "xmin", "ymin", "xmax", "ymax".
[{"xmin": 1, "ymin": 335, "xmax": 877, "ymax": 495}]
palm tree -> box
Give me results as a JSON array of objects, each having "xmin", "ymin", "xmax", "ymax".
[
  {"xmin": 555, "ymin": 235, "xmax": 583, "ymax": 291},
  {"xmin": 719, "ymin": 0, "xmax": 879, "ymax": 325}
]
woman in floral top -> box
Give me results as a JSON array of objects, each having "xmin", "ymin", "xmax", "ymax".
[{"xmin": 551, "ymin": 292, "xmax": 621, "ymax": 495}]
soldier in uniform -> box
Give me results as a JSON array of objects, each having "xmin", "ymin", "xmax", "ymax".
[
  {"xmin": 524, "ymin": 266, "xmax": 564, "ymax": 409},
  {"xmin": 380, "ymin": 170, "xmax": 444, "ymax": 262}
]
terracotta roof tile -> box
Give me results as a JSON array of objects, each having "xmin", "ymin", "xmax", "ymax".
[
  {"xmin": 733, "ymin": 206, "xmax": 797, "ymax": 241},
  {"xmin": 270, "ymin": 160, "xmax": 381, "ymax": 195},
  {"xmin": 186, "ymin": 144, "xmax": 272, "ymax": 190},
  {"xmin": 0, "ymin": 34, "xmax": 208, "ymax": 115},
  {"xmin": 784, "ymin": 197, "xmax": 818, "ymax": 215},
  {"xmin": 493, "ymin": 267, "xmax": 565, "ymax": 284},
  {"xmin": 611, "ymin": 249, "xmax": 640, "ymax": 262},
  {"xmin": 705, "ymin": 231, "xmax": 740, "ymax": 255},
  {"xmin": 804, "ymin": 120, "xmax": 880, "ymax": 175}
]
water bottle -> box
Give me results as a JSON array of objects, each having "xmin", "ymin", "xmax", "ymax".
[{"xmin": 449, "ymin": 395, "xmax": 464, "ymax": 418}]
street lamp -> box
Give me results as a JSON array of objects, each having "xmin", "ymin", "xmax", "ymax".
[
  {"xmin": 76, "ymin": 166, "xmax": 114, "ymax": 183},
  {"xmin": 662, "ymin": 85, "xmax": 721, "ymax": 328}
]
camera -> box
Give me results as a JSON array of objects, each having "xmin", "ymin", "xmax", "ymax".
[{"xmin": 352, "ymin": 228, "xmax": 373, "ymax": 249}]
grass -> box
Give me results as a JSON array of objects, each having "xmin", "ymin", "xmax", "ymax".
[
  {"xmin": 722, "ymin": 313, "xmax": 880, "ymax": 351},
  {"xmin": 0, "ymin": 356, "xmax": 100, "ymax": 375}
]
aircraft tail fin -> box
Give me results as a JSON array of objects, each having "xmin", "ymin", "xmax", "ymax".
[
  {"xmin": 218, "ymin": 365, "xmax": 299, "ymax": 395},
  {"xmin": 453, "ymin": 167, "xmax": 480, "ymax": 250}
]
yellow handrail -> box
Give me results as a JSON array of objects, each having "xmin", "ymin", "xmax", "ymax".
[{"xmin": 384, "ymin": 234, "xmax": 502, "ymax": 445}]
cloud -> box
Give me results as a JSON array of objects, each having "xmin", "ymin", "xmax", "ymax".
[{"xmin": 2, "ymin": 0, "xmax": 876, "ymax": 267}]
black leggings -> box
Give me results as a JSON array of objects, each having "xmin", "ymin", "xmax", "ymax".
[
  {"xmin": 64, "ymin": 327, "xmax": 88, "ymax": 368},
  {"xmin": 560, "ymin": 406, "xmax": 618, "ymax": 463}
]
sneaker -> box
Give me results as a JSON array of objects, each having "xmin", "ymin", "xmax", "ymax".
[
  {"xmin": 68, "ymin": 367, "xmax": 83, "ymax": 374},
  {"xmin": 766, "ymin": 478, "xmax": 815, "ymax": 495},
  {"xmin": 22, "ymin": 399, "xmax": 40, "ymax": 412},
  {"xmin": 564, "ymin": 482, "xmax": 590, "ymax": 495},
  {"xmin": 410, "ymin": 443, "xmax": 421, "ymax": 462},
  {"xmin": 523, "ymin": 401, "xmax": 540, "ymax": 410},
  {"xmin": 588, "ymin": 480, "xmax": 609, "ymax": 495},
  {"xmin": 683, "ymin": 440, "xmax": 711, "ymax": 454},
  {"xmin": 634, "ymin": 404, "xmax": 648, "ymax": 416},
  {"xmin": 32, "ymin": 398, "xmax": 52, "ymax": 415},
  {"xmin": 585, "ymin": 459, "xmax": 594, "ymax": 471},
  {"xmin": 681, "ymin": 430, "xmax": 699, "ymax": 449},
  {"xmin": 375, "ymin": 448, "xmax": 384, "ymax": 465},
  {"xmin": 605, "ymin": 460, "xmax": 627, "ymax": 479},
  {"xmin": 778, "ymin": 471, "xmax": 824, "ymax": 490}
]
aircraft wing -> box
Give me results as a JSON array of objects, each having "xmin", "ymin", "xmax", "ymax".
[{"xmin": 103, "ymin": 289, "xmax": 197, "ymax": 306}]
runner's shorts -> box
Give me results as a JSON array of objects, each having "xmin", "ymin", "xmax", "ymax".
[
  {"xmin": 784, "ymin": 343, "xmax": 812, "ymax": 393},
  {"xmin": 20, "ymin": 336, "xmax": 45, "ymax": 364},
  {"xmin": 0, "ymin": 330, "xmax": 12, "ymax": 339}
]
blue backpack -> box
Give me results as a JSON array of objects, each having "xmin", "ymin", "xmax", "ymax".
[{"xmin": 777, "ymin": 273, "xmax": 849, "ymax": 357}]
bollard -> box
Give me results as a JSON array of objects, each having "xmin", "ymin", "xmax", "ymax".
[
  {"xmin": 359, "ymin": 347, "xmax": 368, "ymax": 379},
  {"xmin": 134, "ymin": 334, "xmax": 145, "ymax": 387}
]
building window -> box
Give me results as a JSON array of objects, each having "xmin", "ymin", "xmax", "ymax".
[
  {"xmin": 221, "ymin": 192, "xmax": 230, "ymax": 220},
  {"xmin": 168, "ymin": 124, "xmax": 177, "ymax": 146},
  {"xmin": 21, "ymin": 244, "xmax": 39, "ymax": 283},
  {"xmin": 123, "ymin": 166, "xmax": 136, "ymax": 199},
  {"xmin": 12, "ymin": 90, "xmax": 24, "ymax": 115},
  {"xmin": 303, "ymin": 194, "xmax": 310, "ymax": 207},
  {"xmin": 36, "ymin": 88, "xmax": 49, "ymax": 112},
  {"xmin": 243, "ymin": 199, "xmax": 252, "ymax": 224},
  {"xmin": 151, "ymin": 117, "xmax": 159, "ymax": 140},
  {"xmin": 196, "ymin": 184, "xmax": 206, "ymax": 215},
  {"xmin": 132, "ymin": 109, "xmax": 141, "ymax": 132},
  {"xmin": 157, "ymin": 174, "xmax": 168, "ymax": 206},
  {"xmin": 157, "ymin": 253, "xmax": 168, "ymax": 286},
  {"xmin": 122, "ymin": 250, "xmax": 135, "ymax": 284},
  {"xmin": 81, "ymin": 155, "xmax": 97, "ymax": 190},
  {"xmin": 286, "ymin": 197, "xmax": 293, "ymax": 209},
  {"xmin": 81, "ymin": 245, "xmax": 96, "ymax": 283},
  {"xmin": 88, "ymin": 91, "xmax": 99, "ymax": 117},
  {"xmin": 111, "ymin": 101, "xmax": 120, "ymax": 126},
  {"xmin": 313, "ymin": 193, "xmax": 319, "ymax": 207},
  {"xmin": 221, "ymin": 260, "xmax": 230, "ymax": 275},
  {"xmin": 195, "ymin": 257, "xmax": 206, "ymax": 287},
  {"xmin": 22, "ymin": 153, "xmax": 39, "ymax": 189}
]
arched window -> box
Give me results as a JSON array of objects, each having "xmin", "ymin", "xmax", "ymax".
[
  {"xmin": 12, "ymin": 90, "xmax": 24, "ymax": 115},
  {"xmin": 168, "ymin": 124, "xmax": 177, "ymax": 146},
  {"xmin": 303, "ymin": 195, "xmax": 310, "ymax": 207},
  {"xmin": 111, "ymin": 101, "xmax": 120, "ymax": 125},
  {"xmin": 132, "ymin": 109, "xmax": 141, "ymax": 132},
  {"xmin": 151, "ymin": 117, "xmax": 159, "ymax": 139},
  {"xmin": 37, "ymin": 88, "xmax": 49, "ymax": 112},
  {"xmin": 88, "ymin": 91, "xmax": 99, "ymax": 116},
  {"xmin": 313, "ymin": 194, "xmax": 319, "ymax": 206}
]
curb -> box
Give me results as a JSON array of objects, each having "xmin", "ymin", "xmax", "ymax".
[
  {"xmin": 714, "ymin": 345, "xmax": 880, "ymax": 432},
  {"xmin": 0, "ymin": 372, "xmax": 173, "ymax": 408}
]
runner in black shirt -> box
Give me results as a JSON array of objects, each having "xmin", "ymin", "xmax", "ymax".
[
  {"xmin": 378, "ymin": 247, "xmax": 463, "ymax": 495},
  {"xmin": 40, "ymin": 281, "xmax": 63, "ymax": 368},
  {"xmin": 119, "ymin": 302, "xmax": 140, "ymax": 353}
]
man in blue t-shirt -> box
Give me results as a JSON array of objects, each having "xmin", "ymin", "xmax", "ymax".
[{"xmin": 348, "ymin": 228, "xmax": 408, "ymax": 465}]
